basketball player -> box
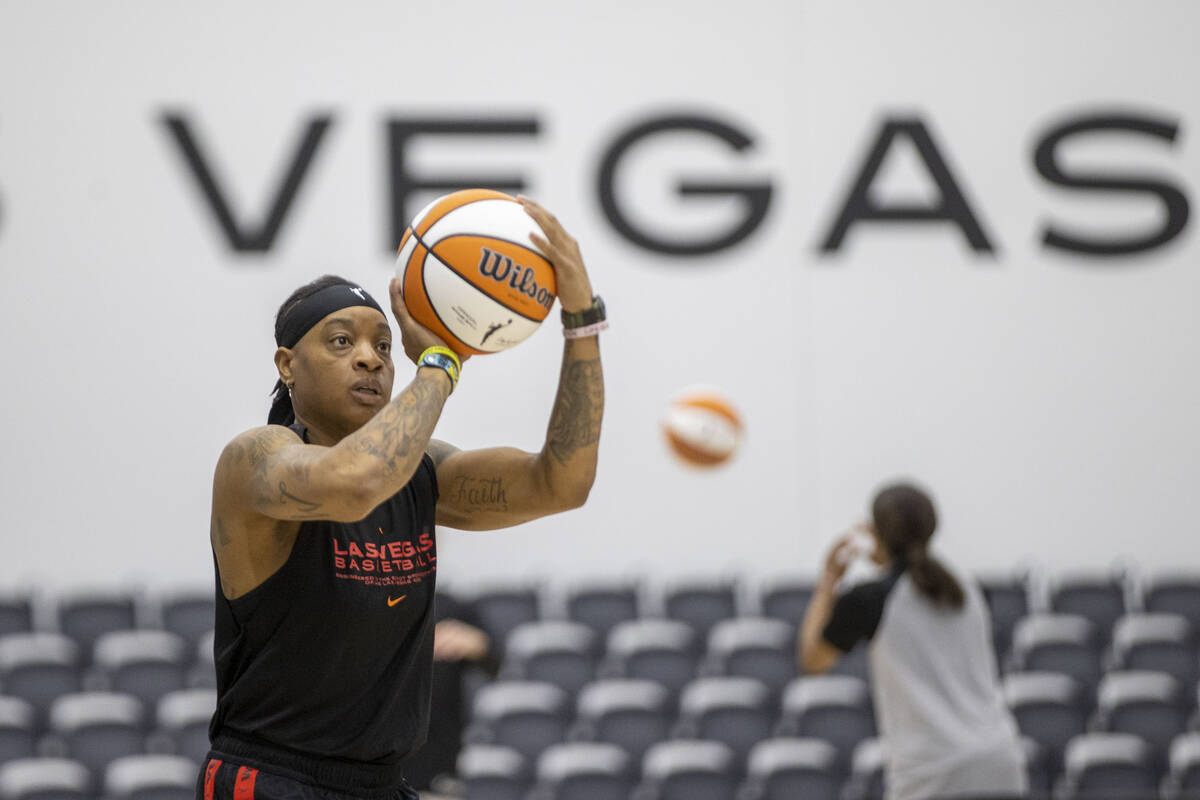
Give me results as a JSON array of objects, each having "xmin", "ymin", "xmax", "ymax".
[
  {"xmin": 799, "ymin": 483, "xmax": 1027, "ymax": 800},
  {"xmin": 198, "ymin": 197, "xmax": 605, "ymax": 800}
]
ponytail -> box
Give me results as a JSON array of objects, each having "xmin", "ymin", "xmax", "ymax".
[
  {"xmin": 905, "ymin": 544, "xmax": 965, "ymax": 610},
  {"xmin": 268, "ymin": 379, "xmax": 295, "ymax": 426},
  {"xmin": 873, "ymin": 482, "xmax": 965, "ymax": 610}
]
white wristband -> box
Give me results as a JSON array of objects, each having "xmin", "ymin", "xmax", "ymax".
[{"xmin": 563, "ymin": 320, "xmax": 609, "ymax": 339}]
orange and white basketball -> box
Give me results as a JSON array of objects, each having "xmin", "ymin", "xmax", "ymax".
[
  {"xmin": 662, "ymin": 389, "xmax": 743, "ymax": 467},
  {"xmin": 395, "ymin": 189, "xmax": 557, "ymax": 357}
]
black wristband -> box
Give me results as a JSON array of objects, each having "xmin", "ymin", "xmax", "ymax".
[{"xmin": 561, "ymin": 295, "xmax": 606, "ymax": 329}]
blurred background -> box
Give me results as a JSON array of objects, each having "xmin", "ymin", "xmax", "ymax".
[{"xmin": 1, "ymin": 1, "xmax": 1198, "ymax": 798}]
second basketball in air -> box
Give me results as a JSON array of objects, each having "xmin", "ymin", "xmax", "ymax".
[{"xmin": 396, "ymin": 189, "xmax": 558, "ymax": 357}]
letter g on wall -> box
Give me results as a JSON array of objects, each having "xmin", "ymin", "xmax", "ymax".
[{"xmin": 596, "ymin": 112, "xmax": 774, "ymax": 257}]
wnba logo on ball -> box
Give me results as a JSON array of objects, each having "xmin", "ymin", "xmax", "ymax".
[{"xmin": 477, "ymin": 247, "xmax": 554, "ymax": 312}]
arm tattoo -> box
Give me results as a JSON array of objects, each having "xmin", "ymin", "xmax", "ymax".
[
  {"xmin": 214, "ymin": 517, "xmax": 232, "ymax": 547},
  {"xmin": 278, "ymin": 482, "xmax": 321, "ymax": 513},
  {"xmin": 352, "ymin": 375, "xmax": 447, "ymax": 476},
  {"xmin": 453, "ymin": 474, "xmax": 509, "ymax": 511},
  {"xmin": 427, "ymin": 439, "xmax": 461, "ymax": 468},
  {"xmin": 546, "ymin": 344, "xmax": 604, "ymax": 464}
]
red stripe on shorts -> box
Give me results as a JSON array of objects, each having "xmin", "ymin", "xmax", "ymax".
[
  {"xmin": 234, "ymin": 766, "xmax": 259, "ymax": 800},
  {"xmin": 204, "ymin": 759, "xmax": 222, "ymax": 800}
]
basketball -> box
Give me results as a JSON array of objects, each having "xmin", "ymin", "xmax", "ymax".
[
  {"xmin": 395, "ymin": 189, "xmax": 557, "ymax": 357},
  {"xmin": 662, "ymin": 389, "xmax": 743, "ymax": 467}
]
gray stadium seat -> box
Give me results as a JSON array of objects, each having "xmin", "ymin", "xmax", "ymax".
[
  {"xmin": 662, "ymin": 579, "xmax": 738, "ymax": 638},
  {"xmin": 603, "ymin": 619, "xmax": 699, "ymax": 696},
  {"xmin": 467, "ymin": 681, "xmax": 571, "ymax": 761},
  {"xmin": 1056, "ymin": 732, "xmax": 1158, "ymax": 800},
  {"xmin": 674, "ymin": 676, "xmax": 775, "ymax": 760},
  {"xmin": 566, "ymin": 582, "xmax": 640, "ymax": 639},
  {"xmin": 1095, "ymin": 670, "xmax": 1189, "ymax": 753},
  {"xmin": 47, "ymin": 691, "xmax": 145, "ymax": 776},
  {"xmin": 188, "ymin": 631, "xmax": 215, "ymax": 690},
  {"xmin": 758, "ymin": 579, "xmax": 815, "ymax": 627},
  {"xmin": 0, "ymin": 595, "xmax": 33, "ymax": 638},
  {"xmin": 155, "ymin": 688, "xmax": 216, "ymax": 764},
  {"xmin": 0, "ymin": 633, "xmax": 82, "ymax": 719},
  {"xmin": 458, "ymin": 744, "xmax": 530, "ymax": 800},
  {"xmin": 777, "ymin": 675, "xmax": 875, "ymax": 769},
  {"xmin": 979, "ymin": 574, "xmax": 1030, "ymax": 661},
  {"xmin": 1010, "ymin": 614, "xmax": 1103, "ymax": 698},
  {"xmin": 533, "ymin": 742, "xmax": 634, "ymax": 800},
  {"xmin": 0, "ymin": 696, "xmax": 37, "ymax": 763},
  {"xmin": 1047, "ymin": 572, "xmax": 1127, "ymax": 647},
  {"xmin": 704, "ymin": 617, "xmax": 797, "ymax": 695},
  {"xmin": 1164, "ymin": 732, "xmax": 1200, "ymax": 800},
  {"xmin": 55, "ymin": 590, "xmax": 138, "ymax": 657},
  {"xmin": 156, "ymin": 589, "xmax": 215, "ymax": 648},
  {"xmin": 638, "ymin": 739, "xmax": 739, "ymax": 800},
  {"xmin": 740, "ymin": 737, "xmax": 842, "ymax": 800},
  {"xmin": 0, "ymin": 758, "xmax": 92, "ymax": 800},
  {"xmin": 1002, "ymin": 671, "xmax": 1087, "ymax": 776},
  {"xmin": 503, "ymin": 621, "xmax": 599, "ymax": 697},
  {"xmin": 1143, "ymin": 571, "xmax": 1200, "ymax": 630},
  {"xmin": 842, "ymin": 738, "xmax": 884, "ymax": 800},
  {"xmin": 1110, "ymin": 613, "xmax": 1199, "ymax": 691},
  {"xmin": 104, "ymin": 754, "xmax": 198, "ymax": 800},
  {"xmin": 93, "ymin": 630, "xmax": 188, "ymax": 708},
  {"xmin": 1019, "ymin": 736, "xmax": 1052, "ymax": 800},
  {"xmin": 470, "ymin": 584, "xmax": 543, "ymax": 647},
  {"xmin": 573, "ymin": 679, "xmax": 672, "ymax": 761}
]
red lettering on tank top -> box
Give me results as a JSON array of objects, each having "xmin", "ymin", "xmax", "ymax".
[{"xmin": 331, "ymin": 528, "xmax": 437, "ymax": 587}]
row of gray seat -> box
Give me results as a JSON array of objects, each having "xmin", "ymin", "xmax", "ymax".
[
  {"xmin": 453, "ymin": 731, "xmax": 1200, "ymax": 800},
  {"xmin": 0, "ymin": 754, "xmax": 198, "ymax": 800},
  {"xmin": 0, "ymin": 688, "xmax": 212, "ymax": 773}
]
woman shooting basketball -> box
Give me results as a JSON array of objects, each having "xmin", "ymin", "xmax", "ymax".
[
  {"xmin": 799, "ymin": 483, "xmax": 1027, "ymax": 800},
  {"xmin": 199, "ymin": 197, "xmax": 605, "ymax": 800}
]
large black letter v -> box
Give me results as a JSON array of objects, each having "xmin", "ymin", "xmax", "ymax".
[{"xmin": 161, "ymin": 113, "xmax": 332, "ymax": 253}]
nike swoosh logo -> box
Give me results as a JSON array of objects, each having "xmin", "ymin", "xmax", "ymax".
[{"xmin": 387, "ymin": 595, "xmax": 407, "ymax": 607}]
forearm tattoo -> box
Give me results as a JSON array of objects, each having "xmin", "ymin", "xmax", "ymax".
[
  {"xmin": 546, "ymin": 342, "xmax": 604, "ymax": 464},
  {"xmin": 352, "ymin": 375, "xmax": 447, "ymax": 476}
]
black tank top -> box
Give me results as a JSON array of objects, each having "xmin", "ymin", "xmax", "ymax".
[{"xmin": 208, "ymin": 424, "xmax": 439, "ymax": 795}]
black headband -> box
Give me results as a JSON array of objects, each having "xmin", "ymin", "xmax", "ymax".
[{"xmin": 276, "ymin": 284, "xmax": 385, "ymax": 348}]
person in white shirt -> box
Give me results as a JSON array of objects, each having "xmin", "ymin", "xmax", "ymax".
[{"xmin": 799, "ymin": 482, "xmax": 1027, "ymax": 800}]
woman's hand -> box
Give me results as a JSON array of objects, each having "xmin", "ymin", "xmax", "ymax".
[
  {"xmin": 822, "ymin": 524, "xmax": 872, "ymax": 583},
  {"xmin": 389, "ymin": 277, "xmax": 469, "ymax": 366},
  {"xmin": 519, "ymin": 196, "xmax": 594, "ymax": 313}
]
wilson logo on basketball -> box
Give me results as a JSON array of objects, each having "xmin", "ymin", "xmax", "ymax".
[{"xmin": 478, "ymin": 247, "xmax": 555, "ymax": 312}]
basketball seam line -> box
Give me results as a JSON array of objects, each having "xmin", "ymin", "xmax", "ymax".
[
  {"xmin": 408, "ymin": 226, "xmax": 546, "ymax": 326},
  {"xmin": 413, "ymin": 240, "xmax": 475, "ymax": 353}
]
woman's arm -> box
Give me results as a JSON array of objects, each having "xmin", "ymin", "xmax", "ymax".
[
  {"xmin": 798, "ymin": 531, "xmax": 857, "ymax": 673},
  {"xmin": 430, "ymin": 197, "xmax": 605, "ymax": 531}
]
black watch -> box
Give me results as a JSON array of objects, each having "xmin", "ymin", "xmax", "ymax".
[{"xmin": 561, "ymin": 295, "xmax": 606, "ymax": 329}]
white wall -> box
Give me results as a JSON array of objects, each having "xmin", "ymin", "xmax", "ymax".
[{"xmin": 0, "ymin": 0, "xmax": 1196, "ymax": 593}]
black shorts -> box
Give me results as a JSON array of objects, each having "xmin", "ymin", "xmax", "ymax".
[{"xmin": 196, "ymin": 756, "xmax": 420, "ymax": 800}]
